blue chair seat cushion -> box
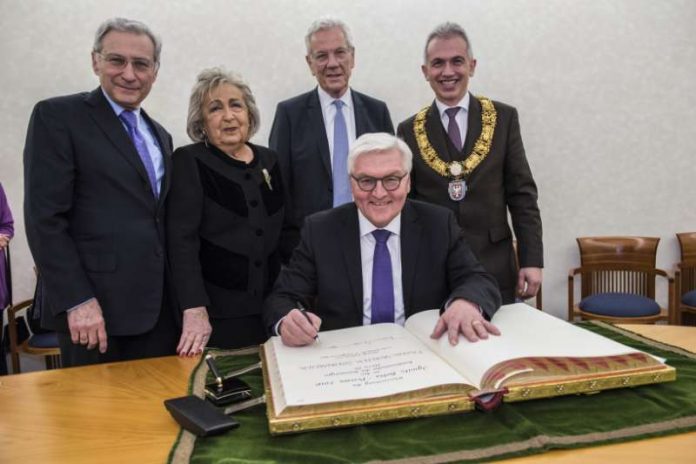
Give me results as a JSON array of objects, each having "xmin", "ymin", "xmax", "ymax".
[
  {"xmin": 579, "ymin": 292, "xmax": 660, "ymax": 317},
  {"xmin": 683, "ymin": 290, "xmax": 696, "ymax": 307},
  {"xmin": 27, "ymin": 332, "xmax": 59, "ymax": 349}
]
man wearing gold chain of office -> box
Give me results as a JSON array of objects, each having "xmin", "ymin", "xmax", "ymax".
[{"xmin": 397, "ymin": 22, "xmax": 543, "ymax": 305}]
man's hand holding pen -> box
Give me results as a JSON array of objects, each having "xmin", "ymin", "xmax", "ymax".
[{"xmin": 279, "ymin": 303, "xmax": 322, "ymax": 347}]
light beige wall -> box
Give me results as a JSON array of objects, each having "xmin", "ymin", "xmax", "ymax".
[{"xmin": 1, "ymin": 0, "xmax": 695, "ymax": 318}]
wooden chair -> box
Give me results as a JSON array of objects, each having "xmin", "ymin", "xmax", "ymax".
[
  {"xmin": 7, "ymin": 299, "xmax": 61, "ymax": 373},
  {"xmin": 675, "ymin": 232, "xmax": 696, "ymax": 325},
  {"xmin": 513, "ymin": 240, "xmax": 542, "ymax": 309},
  {"xmin": 568, "ymin": 236, "xmax": 673, "ymax": 323}
]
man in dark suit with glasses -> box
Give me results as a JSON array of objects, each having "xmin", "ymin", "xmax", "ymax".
[
  {"xmin": 24, "ymin": 17, "xmax": 178, "ymax": 366},
  {"xmin": 264, "ymin": 133, "xmax": 501, "ymax": 347}
]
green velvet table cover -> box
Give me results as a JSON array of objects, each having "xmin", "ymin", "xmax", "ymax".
[{"xmin": 168, "ymin": 322, "xmax": 696, "ymax": 463}]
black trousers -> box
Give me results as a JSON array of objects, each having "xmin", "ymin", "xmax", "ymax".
[{"xmin": 57, "ymin": 299, "xmax": 178, "ymax": 368}]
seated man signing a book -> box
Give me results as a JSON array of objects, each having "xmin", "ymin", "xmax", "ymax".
[{"xmin": 263, "ymin": 132, "xmax": 502, "ymax": 347}]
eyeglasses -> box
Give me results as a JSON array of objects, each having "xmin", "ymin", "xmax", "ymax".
[
  {"xmin": 97, "ymin": 53, "xmax": 156, "ymax": 73},
  {"xmin": 310, "ymin": 47, "xmax": 353, "ymax": 65},
  {"xmin": 351, "ymin": 173, "xmax": 408, "ymax": 192}
]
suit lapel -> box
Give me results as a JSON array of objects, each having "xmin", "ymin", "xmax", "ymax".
[
  {"xmin": 400, "ymin": 201, "xmax": 423, "ymax": 317},
  {"xmin": 307, "ymin": 89, "xmax": 332, "ymax": 178},
  {"xmin": 353, "ymin": 90, "xmax": 369, "ymax": 136},
  {"xmin": 424, "ymin": 102, "xmax": 454, "ymax": 162},
  {"xmin": 463, "ymin": 94, "xmax": 482, "ymax": 159},
  {"xmin": 85, "ymin": 89, "xmax": 154, "ymax": 193},
  {"xmin": 339, "ymin": 205, "xmax": 364, "ymax": 315}
]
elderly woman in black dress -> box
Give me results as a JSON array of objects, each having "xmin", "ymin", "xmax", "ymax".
[{"xmin": 168, "ymin": 68, "xmax": 284, "ymax": 355}]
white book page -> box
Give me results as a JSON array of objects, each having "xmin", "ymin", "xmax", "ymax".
[
  {"xmin": 405, "ymin": 303, "xmax": 649, "ymax": 388},
  {"xmin": 267, "ymin": 323, "xmax": 470, "ymax": 412}
]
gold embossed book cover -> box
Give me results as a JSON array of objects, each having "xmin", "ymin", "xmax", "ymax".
[{"xmin": 261, "ymin": 304, "xmax": 675, "ymax": 434}]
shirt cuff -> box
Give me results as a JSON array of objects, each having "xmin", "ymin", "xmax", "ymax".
[
  {"xmin": 273, "ymin": 318, "xmax": 284, "ymax": 336},
  {"xmin": 66, "ymin": 297, "xmax": 96, "ymax": 313}
]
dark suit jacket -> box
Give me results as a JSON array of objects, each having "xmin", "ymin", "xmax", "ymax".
[
  {"xmin": 397, "ymin": 96, "xmax": 542, "ymax": 303},
  {"xmin": 23, "ymin": 88, "xmax": 173, "ymax": 337},
  {"xmin": 263, "ymin": 200, "xmax": 501, "ymax": 332},
  {"xmin": 269, "ymin": 88, "xmax": 394, "ymax": 259}
]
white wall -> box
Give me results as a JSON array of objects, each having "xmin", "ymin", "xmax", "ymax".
[{"xmin": 1, "ymin": 0, "xmax": 695, "ymax": 318}]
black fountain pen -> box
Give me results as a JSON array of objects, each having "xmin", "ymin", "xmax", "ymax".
[{"xmin": 296, "ymin": 300, "xmax": 319, "ymax": 341}]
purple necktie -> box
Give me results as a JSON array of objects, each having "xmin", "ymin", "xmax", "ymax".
[
  {"xmin": 445, "ymin": 107, "xmax": 462, "ymax": 151},
  {"xmin": 371, "ymin": 229, "xmax": 394, "ymax": 324},
  {"xmin": 119, "ymin": 110, "xmax": 159, "ymax": 198}
]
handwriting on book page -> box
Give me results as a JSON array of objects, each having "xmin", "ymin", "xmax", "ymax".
[
  {"xmin": 302, "ymin": 336, "xmax": 426, "ymax": 388},
  {"xmin": 273, "ymin": 325, "xmax": 468, "ymax": 407}
]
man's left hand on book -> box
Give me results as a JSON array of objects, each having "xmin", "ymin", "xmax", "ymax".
[
  {"xmin": 279, "ymin": 308, "xmax": 322, "ymax": 346},
  {"xmin": 431, "ymin": 299, "xmax": 501, "ymax": 345}
]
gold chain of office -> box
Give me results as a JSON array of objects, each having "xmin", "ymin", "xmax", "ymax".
[{"xmin": 413, "ymin": 96, "xmax": 497, "ymax": 179}]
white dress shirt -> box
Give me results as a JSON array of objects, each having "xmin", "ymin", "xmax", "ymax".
[
  {"xmin": 435, "ymin": 92, "xmax": 471, "ymax": 150},
  {"xmin": 358, "ymin": 211, "xmax": 405, "ymax": 326}
]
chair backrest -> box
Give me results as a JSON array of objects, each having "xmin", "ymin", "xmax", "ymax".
[
  {"xmin": 677, "ymin": 232, "xmax": 696, "ymax": 264},
  {"xmin": 676, "ymin": 232, "xmax": 696, "ymax": 297},
  {"xmin": 576, "ymin": 236, "xmax": 660, "ymax": 299},
  {"xmin": 7, "ymin": 298, "xmax": 61, "ymax": 374}
]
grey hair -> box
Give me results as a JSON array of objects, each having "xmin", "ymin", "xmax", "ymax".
[
  {"xmin": 347, "ymin": 133, "xmax": 413, "ymax": 175},
  {"xmin": 186, "ymin": 68, "xmax": 260, "ymax": 143},
  {"xmin": 304, "ymin": 17, "xmax": 354, "ymax": 54},
  {"xmin": 93, "ymin": 17, "xmax": 162, "ymax": 65},
  {"xmin": 423, "ymin": 22, "xmax": 473, "ymax": 63}
]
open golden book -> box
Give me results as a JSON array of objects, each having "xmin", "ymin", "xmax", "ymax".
[{"xmin": 260, "ymin": 303, "xmax": 675, "ymax": 434}]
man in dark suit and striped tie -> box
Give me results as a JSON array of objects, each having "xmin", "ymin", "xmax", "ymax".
[
  {"xmin": 397, "ymin": 22, "xmax": 543, "ymax": 305},
  {"xmin": 23, "ymin": 17, "xmax": 178, "ymax": 366}
]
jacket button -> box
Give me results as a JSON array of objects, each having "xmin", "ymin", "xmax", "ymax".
[
  {"xmin": 254, "ymin": 260, "xmax": 262, "ymax": 267},
  {"xmin": 256, "ymin": 229, "xmax": 263, "ymax": 236},
  {"xmin": 250, "ymin": 199, "xmax": 258, "ymax": 207}
]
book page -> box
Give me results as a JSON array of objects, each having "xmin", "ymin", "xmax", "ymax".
[
  {"xmin": 266, "ymin": 323, "xmax": 473, "ymax": 413},
  {"xmin": 405, "ymin": 303, "xmax": 655, "ymax": 389}
]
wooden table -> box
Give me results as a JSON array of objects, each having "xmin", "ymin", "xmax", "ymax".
[{"xmin": 0, "ymin": 325, "xmax": 694, "ymax": 464}]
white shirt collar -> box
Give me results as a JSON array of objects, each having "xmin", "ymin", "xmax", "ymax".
[
  {"xmin": 435, "ymin": 92, "xmax": 470, "ymax": 118},
  {"xmin": 357, "ymin": 209, "xmax": 401, "ymax": 238},
  {"xmin": 101, "ymin": 87, "xmax": 141, "ymax": 118},
  {"xmin": 317, "ymin": 86, "xmax": 353, "ymax": 111}
]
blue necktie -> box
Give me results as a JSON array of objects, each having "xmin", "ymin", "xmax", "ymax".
[
  {"xmin": 445, "ymin": 107, "xmax": 462, "ymax": 151},
  {"xmin": 120, "ymin": 110, "xmax": 159, "ymax": 198},
  {"xmin": 371, "ymin": 229, "xmax": 395, "ymax": 324},
  {"xmin": 332, "ymin": 100, "xmax": 351, "ymax": 206}
]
